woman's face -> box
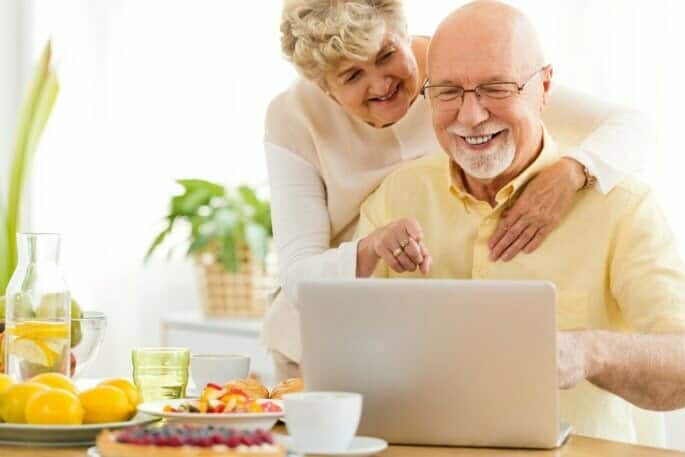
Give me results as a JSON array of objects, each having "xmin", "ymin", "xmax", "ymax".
[{"xmin": 323, "ymin": 32, "xmax": 419, "ymax": 128}]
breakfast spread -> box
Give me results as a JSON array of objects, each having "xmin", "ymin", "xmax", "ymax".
[{"xmin": 96, "ymin": 424, "xmax": 285, "ymax": 457}]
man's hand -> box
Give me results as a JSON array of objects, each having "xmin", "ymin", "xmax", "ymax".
[
  {"xmin": 357, "ymin": 217, "xmax": 432, "ymax": 277},
  {"xmin": 489, "ymin": 158, "xmax": 586, "ymax": 261},
  {"xmin": 557, "ymin": 330, "xmax": 596, "ymax": 390}
]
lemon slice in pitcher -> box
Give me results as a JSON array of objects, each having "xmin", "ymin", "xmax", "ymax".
[
  {"xmin": 8, "ymin": 337, "xmax": 59, "ymax": 367},
  {"xmin": 9, "ymin": 321, "xmax": 69, "ymax": 339}
]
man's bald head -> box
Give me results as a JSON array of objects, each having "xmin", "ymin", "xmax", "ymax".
[{"xmin": 428, "ymin": 0, "xmax": 545, "ymax": 83}]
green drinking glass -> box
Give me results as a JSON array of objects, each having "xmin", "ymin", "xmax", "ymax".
[{"xmin": 132, "ymin": 347, "xmax": 190, "ymax": 402}]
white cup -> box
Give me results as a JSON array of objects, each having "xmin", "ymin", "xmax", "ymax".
[
  {"xmin": 190, "ymin": 354, "xmax": 250, "ymax": 390},
  {"xmin": 283, "ymin": 392, "xmax": 362, "ymax": 453}
]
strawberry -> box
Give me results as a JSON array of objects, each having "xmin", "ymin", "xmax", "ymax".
[
  {"xmin": 227, "ymin": 388, "xmax": 248, "ymax": 398},
  {"xmin": 261, "ymin": 401, "xmax": 282, "ymax": 413}
]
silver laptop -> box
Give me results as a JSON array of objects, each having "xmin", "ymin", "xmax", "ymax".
[{"xmin": 297, "ymin": 279, "xmax": 572, "ymax": 449}]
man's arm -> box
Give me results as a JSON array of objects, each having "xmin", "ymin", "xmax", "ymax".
[
  {"xmin": 559, "ymin": 330, "xmax": 685, "ymax": 411},
  {"xmin": 559, "ymin": 186, "xmax": 685, "ymax": 410}
]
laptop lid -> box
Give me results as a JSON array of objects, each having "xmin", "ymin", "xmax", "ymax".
[{"xmin": 297, "ymin": 279, "xmax": 561, "ymax": 448}]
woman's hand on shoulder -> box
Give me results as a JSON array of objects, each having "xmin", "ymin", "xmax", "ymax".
[
  {"xmin": 357, "ymin": 217, "xmax": 432, "ymax": 277},
  {"xmin": 488, "ymin": 158, "xmax": 586, "ymax": 262}
]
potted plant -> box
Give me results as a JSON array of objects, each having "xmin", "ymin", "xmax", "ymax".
[{"xmin": 146, "ymin": 179, "xmax": 276, "ymax": 317}]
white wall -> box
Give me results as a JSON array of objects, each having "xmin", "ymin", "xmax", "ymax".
[{"xmin": 0, "ymin": 0, "xmax": 24, "ymax": 190}]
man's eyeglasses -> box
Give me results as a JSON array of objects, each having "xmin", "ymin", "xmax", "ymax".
[{"xmin": 421, "ymin": 65, "xmax": 550, "ymax": 111}]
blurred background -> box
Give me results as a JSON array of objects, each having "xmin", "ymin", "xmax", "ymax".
[{"xmin": 2, "ymin": 0, "xmax": 685, "ymax": 449}]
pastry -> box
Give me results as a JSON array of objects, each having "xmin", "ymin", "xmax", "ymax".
[
  {"xmin": 223, "ymin": 379, "xmax": 269, "ymax": 400},
  {"xmin": 96, "ymin": 424, "xmax": 284, "ymax": 457},
  {"xmin": 269, "ymin": 378, "xmax": 304, "ymax": 399}
]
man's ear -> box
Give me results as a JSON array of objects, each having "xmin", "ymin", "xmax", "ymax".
[{"xmin": 540, "ymin": 65, "xmax": 553, "ymax": 110}]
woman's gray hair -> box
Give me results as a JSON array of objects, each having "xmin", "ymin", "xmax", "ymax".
[{"xmin": 281, "ymin": 0, "xmax": 408, "ymax": 85}]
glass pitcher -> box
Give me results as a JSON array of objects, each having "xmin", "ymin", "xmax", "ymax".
[{"xmin": 4, "ymin": 233, "xmax": 71, "ymax": 381}]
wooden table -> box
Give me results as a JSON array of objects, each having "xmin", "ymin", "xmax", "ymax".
[{"xmin": 2, "ymin": 430, "xmax": 684, "ymax": 457}]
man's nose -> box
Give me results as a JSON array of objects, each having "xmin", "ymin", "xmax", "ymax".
[{"xmin": 456, "ymin": 92, "xmax": 489, "ymax": 127}]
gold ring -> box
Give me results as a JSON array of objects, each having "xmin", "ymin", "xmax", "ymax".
[
  {"xmin": 392, "ymin": 247, "xmax": 403, "ymax": 257},
  {"xmin": 399, "ymin": 239, "xmax": 409, "ymax": 248}
]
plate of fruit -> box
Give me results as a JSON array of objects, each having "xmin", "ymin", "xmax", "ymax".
[
  {"xmin": 138, "ymin": 380, "xmax": 287, "ymax": 431},
  {"xmin": 0, "ymin": 373, "xmax": 158, "ymax": 446}
]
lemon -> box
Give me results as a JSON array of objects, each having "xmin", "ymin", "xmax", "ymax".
[
  {"xmin": 25, "ymin": 388, "xmax": 84, "ymax": 425},
  {"xmin": 1, "ymin": 382, "xmax": 49, "ymax": 423},
  {"xmin": 0, "ymin": 374, "xmax": 13, "ymax": 394},
  {"xmin": 8, "ymin": 321, "xmax": 69, "ymax": 339},
  {"xmin": 98, "ymin": 378, "xmax": 141, "ymax": 408},
  {"xmin": 8, "ymin": 337, "xmax": 58, "ymax": 367},
  {"xmin": 0, "ymin": 374, "xmax": 15, "ymax": 423},
  {"xmin": 79, "ymin": 385, "xmax": 135, "ymax": 424},
  {"xmin": 30, "ymin": 373, "xmax": 78, "ymax": 395}
]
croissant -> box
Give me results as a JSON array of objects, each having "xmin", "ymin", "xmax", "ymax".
[
  {"xmin": 224, "ymin": 378, "xmax": 270, "ymax": 400},
  {"xmin": 270, "ymin": 377, "xmax": 304, "ymax": 399}
]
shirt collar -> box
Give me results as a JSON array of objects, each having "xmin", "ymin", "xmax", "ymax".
[{"xmin": 448, "ymin": 125, "xmax": 559, "ymax": 211}]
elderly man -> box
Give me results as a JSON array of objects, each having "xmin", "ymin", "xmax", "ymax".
[{"xmin": 355, "ymin": 0, "xmax": 685, "ymax": 447}]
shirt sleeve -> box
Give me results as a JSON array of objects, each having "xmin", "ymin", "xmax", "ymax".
[
  {"xmin": 610, "ymin": 189, "xmax": 685, "ymax": 333},
  {"xmin": 544, "ymin": 85, "xmax": 654, "ymax": 194},
  {"xmin": 355, "ymin": 187, "xmax": 390, "ymax": 278},
  {"xmin": 265, "ymin": 142, "xmax": 359, "ymax": 304}
]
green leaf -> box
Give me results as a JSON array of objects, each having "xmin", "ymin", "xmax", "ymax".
[
  {"xmin": 4, "ymin": 41, "xmax": 58, "ymax": 291},
  {"xmin": 253, "ymin": 203, "xmax": 272, "ymax": 236},
  {"xmin": 214, "ymin": 207, "xmax": 238, "ymax": 236},
  {"xmin": 144, "ymin": 225, "xmax": 173, "ymax": 262},
  {"xmin": 171, "ymin": 188, "xmax": 214, "ymax": 216},
  {"xmin": 0, "ymin": 192, "xmax": 9, "ymax": 290},
  {"xmin": 238, "ymin": 185, "xmax": 260, "ymax": 207},
  {"xmin": 245, "ymin": 221, "xmax": 269, "ymax": 268},
  {"xmin": 219, "ymin": 233, "xmax": 238, "ymax": 272},
  {"xmin": 187, "ymin": 232, "xmax": 212, "ymax": 254},
  {"xmin": 176, "ymin": 179, "xmax": 224, "ymax": 197}
]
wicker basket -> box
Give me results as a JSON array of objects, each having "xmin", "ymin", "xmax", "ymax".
[{"xmin": 194, "ymin": 243, "xmax": 277, "ymax": 318}]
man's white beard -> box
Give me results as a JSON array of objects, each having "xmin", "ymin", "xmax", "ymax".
[{"xmin": 447, "ymin": 126, "xmax": 515, "ymax": 180}]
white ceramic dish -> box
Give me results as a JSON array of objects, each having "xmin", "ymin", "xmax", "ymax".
[
  {"xmin": 0, "ymin": 412, "xmax": 159, "ymax": 447},
  {"xmin": 137, "ymin": 398, "xmax": 284, "ymax": 431},
  {"xmin": 190, "ymin": 354, "xmax": 250, "ymax": 390},
  {"xmin": 275, "ymin": 433, "xmax": 388, "ymax": 456}
]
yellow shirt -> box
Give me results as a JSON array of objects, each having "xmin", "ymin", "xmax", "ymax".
[{"xmin": 356, "ymin": 129, "xmax": 685, "ymax": 446}]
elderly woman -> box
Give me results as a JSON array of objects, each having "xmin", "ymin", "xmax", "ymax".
[{"xmin": 263, "ymin": 0, "xmax": 650, "ymax": 379}]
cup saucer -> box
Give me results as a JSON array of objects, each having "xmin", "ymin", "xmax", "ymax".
[{"xmin": 274, "ymin": 433, "xmax": 388, "ymax": 456}]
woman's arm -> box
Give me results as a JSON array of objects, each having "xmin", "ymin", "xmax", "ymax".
[
  {"xmin": 265, "ymin": 142, "xmax": 359, "ymax": 304},
  {"xmin": 544, "ymin": 85, "xmax": 652, "ymax": 193},
  {"xmin": 489, "ymin": 86, "xmax": 654, "ymax": 261}
]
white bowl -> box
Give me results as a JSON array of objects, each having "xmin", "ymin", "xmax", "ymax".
[{"xmin": 190, "ymin": 354, "xmax": 250, "ymax": 389}]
